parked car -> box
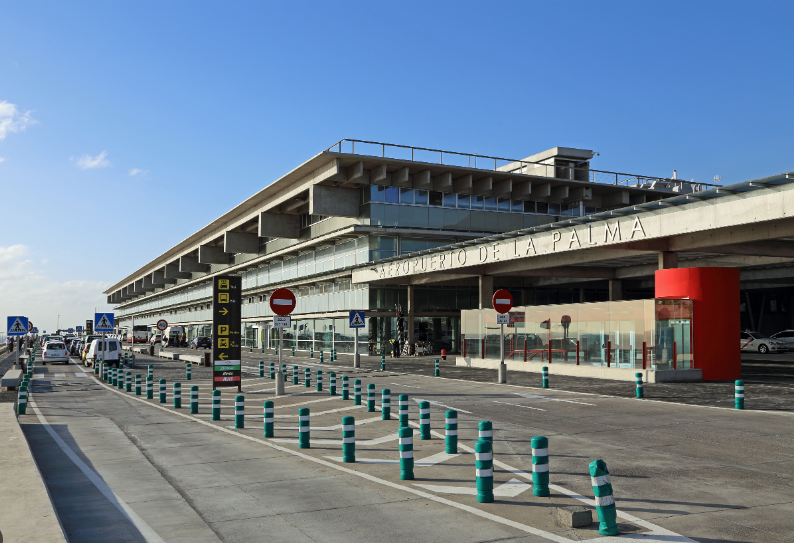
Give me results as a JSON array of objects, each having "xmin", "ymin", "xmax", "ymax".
[
  {"xmin": 150, "ymin": 334, "xmax": 162, "ymax": 345},
  {"xmin": 190, "ymin": 336, "xmax": 212, "ymax": 349},
  {"xmin": 769, "ymin": 330, "xmax": 794, "ymax": 348},
  {"xmin": 740, "ymin": 331, "xmax": 787, "ymax": 354},
  {"xmin": 42, "ymin": 341, "xmax": 70, "ymax": 365},
  {"xmin": 81, "ymin": 335, "xmax": 103, "ymax": 360},
  {"xmin": 86, "ymin": 337, "xmax": 122, "ymax": 367}
]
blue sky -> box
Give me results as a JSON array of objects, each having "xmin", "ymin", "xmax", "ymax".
[{"xmin": 1, "ymin": 1, "xmax": 793, "ymax": 333}]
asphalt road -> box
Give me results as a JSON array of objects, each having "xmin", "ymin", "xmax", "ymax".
[{"xmin": 18, "ymin": 352, "xmax": 794, "ymax": 542}]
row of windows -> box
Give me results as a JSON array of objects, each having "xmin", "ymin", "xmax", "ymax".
[{"xmin": 364, "ymin": 185, "xmax": 602, "ymax": 216}]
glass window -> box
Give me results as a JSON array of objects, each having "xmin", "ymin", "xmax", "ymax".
[
  {"xmin": 385, "ymin": 187, "xmax": 399, "ymax": 203},
  {"xmin": 443, "ymin": 193, "xmax": 457, "ymax": 208},
  {"xmin": 548, "ymin": 203, "xmax": 561, "ymax": 214},
  {"xmin": 471, "ymin": 196, "xmax": 484, "ymax": 210},
  {"xmin": 457, "ymin": 194, "xmax": 471, "ymax": 209},
  {"xmin": 536, "ymin": 202, "xmax": 549, "ymax": 214},
  {"xmin": 497, "ymin": 198, "xmax": 511, "ymax": 212},
  {"xmin": 484, "ymin": 197, "xmax": 497, "ymax": 211},
  {"xmin": 429, "ymin": 191, "xmax": 443, "ymax": 206},
  {"xmin": 399, "ymin": 188, "xmax": 414, "ymax": 204},
  {"xmin": 512, "ymin": 200, "xmax": 524, "ymax": 212},
  {"xmin": 523, "ymin": 201, "xmax": 535, "ymax": 213},
  {"xmin": 414, "ymin": 190, "xmax": 428, "ymax": 205},
  {"xmin": 401, "ymin": 238, "xmax": 427, "ymax": 254},
  {"xmin": 370, "ymin": 185, "xmax": 385, "ymax": 202}
]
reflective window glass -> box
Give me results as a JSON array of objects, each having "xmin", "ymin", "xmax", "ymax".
[
  {"xmin": 471, "ymin": 195, "xmax": 484, "ymax": 209},
  {"xmin": 385, "ymin": 187, "xmax": 399, "ymax": 203},
  {"xmin": 429, "ymin": 191, "xmax": 443, "ymax": 206},
  {"xmin": 497, "ymin": 198, "xmax": 511, "ymax": 212},
  {"xmin": 443, "ymin": 193, "xmax": 457, "ymax": 208},
  {"xmin": 548, "ymin": 203, "xmax": 561, "ymax": 214},
  {"xmin": 414, "ymin": 190, "xmax": 428, "ymax": 205},
  {"xmin": 457, "ymin": 195, "xmax": 471, "ymax": 209},
  {"xmin": 484, "ymin": 197, "xmax": 497, "ymax": 211},
  {"xmin": 512, "ymin": 200, "xmax": 524, "ymax": 212},
  {"xmin": 370, "ymin": 185, "xmax": 385, "ymax": 202},
  {"xmin": 399, "ymin": 188, "xmax": 414, "ymax": 204},
  {"xmin": 536, "ymin": 202, "xmax": 549, "ymax": 214},
  {"xmin": 523, "ymin": 201, "xmax": 535, "ymax": 213}
]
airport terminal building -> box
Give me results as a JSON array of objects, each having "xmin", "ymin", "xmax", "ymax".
[{"xmin": 105, "ymin": 139, "xmax": 794, "ymax": 381}]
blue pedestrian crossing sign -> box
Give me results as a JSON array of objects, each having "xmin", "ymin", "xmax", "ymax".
[
  {"xmin": 7, "ymin": 316, "xmax": 28, "ymax": 336},
  {"xmin": 68, "ymin": 328, "xmax": 74, "ymax": 333},
  {"xmin": 32, "ymin": 327, "xmax": 38, "ymax": 334},
  {"xmin": 349, "ymin": 311, "xmax": 366, "ymax": 328},
  {"xmin": 94, "ymin": 313, "xmax": 114, "ymax": 332},
  {"xmin": 76, "ymin": 326, "xmax": 83, "ymax": 332}
]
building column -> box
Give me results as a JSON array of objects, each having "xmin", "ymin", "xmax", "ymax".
[
  {"xmin": 608, "ymin": 280, "xmax": 622, "ymax": 301},
  {"xmin": 658, "ymin": 251, "xmax": 678, "ymax": 269},
  {"xmin": 407, "ymin": 285, "xmax": 415, "ymax": 354},
  {"xmin": 479, "ymin": 276, "xmax": 494, "ymax": 309}
]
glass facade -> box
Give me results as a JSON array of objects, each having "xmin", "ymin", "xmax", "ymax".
[{"xmin": 461, "ymin": 299, "xmax": 693, "ymax": 371}]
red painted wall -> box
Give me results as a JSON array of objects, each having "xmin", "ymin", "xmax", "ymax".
[{"xmin": 655, "ymin": 267, "xmax": 741, "ymax": 381}]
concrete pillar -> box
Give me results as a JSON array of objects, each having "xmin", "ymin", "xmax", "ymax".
[
  {"xmin": 479, "ymin": 276, "xmax": 493, "ymax": 310},
  {"xmin": 579, "ymin": 288, "xmax": 586, "ymax": 303},
  {"xmin": 407, "ymin": 285, "xmax": 415, "ymax": 353},
  {"xmin": 608, "ymin": 280, "xmax": 622, "ymax": 301},
  {"xmin": 658, "ymin": 251, "xmax": 678, "ymax": 270}
]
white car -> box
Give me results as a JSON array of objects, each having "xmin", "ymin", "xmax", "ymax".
[
  {"xmin": 770, "ymin": 330, "xmax": 794, "ymax": 348},
  {"xmin": 740, "ymin": 331, "xmax": 787, "ymax": 354},
  {"xmin": 42, "ymin": 341, "xmax": 70, "ymax": 365},
  {"xmin": 86, "ymin": 338, "xmax": 122, "ymax": 367}
]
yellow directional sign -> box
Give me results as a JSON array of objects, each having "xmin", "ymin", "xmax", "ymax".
[
  {"xmin": 219, "ymin": 352, "xmax": 228, "ymax": 360},
  {"xmin": 218, "ymin": 325, "xmax": 229, "ymax": 335},
  {"xmin": 218, "ymin": 293, "xmax": 229, "ymax": 304},
  {"xmin": 218, "ymin": 338, "xmax": 229, "ymax": 349},
  {"xmin": 219, "ymin": 307, "xmax": 228, "ymax": 316},
  {"xmin": 219, "ymin": 279, "xmax": 229, "ymax": 290}
]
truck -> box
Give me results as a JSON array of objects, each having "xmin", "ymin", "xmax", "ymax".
[{"xmin": 162, "ymin": 326, "xmax": 186, "ymax": 347}]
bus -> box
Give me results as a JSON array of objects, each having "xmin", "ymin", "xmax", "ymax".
[{"xmin": 127, "ymin": 325, "xmax": 149, "ymax": 343}]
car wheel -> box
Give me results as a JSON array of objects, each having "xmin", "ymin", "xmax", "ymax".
[{"xmin": 759, "ymin": 344, "xmax": 769, "ymax": 354}]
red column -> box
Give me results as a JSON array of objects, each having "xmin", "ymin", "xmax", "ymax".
[
  {"xmin": 673, "ymin": 341, "xmax": 677, "ymax": 370},
  {"xmin": 523, "ymin": 339, "xmax": 527, "ymax": 362},
  {"xmin": 607, "ymin": 341, "xmax": 611, "ymax": 368},
  {"xmin": 642, "ymin": 341, "xmax": 647, "ymax": 370},
  {"xmin": 481, "ymin": 338, "xmax": 485, "ymax": 359},
  {"xmin": 548, "ymin": 340, "xmax": 552, "ymax": 364},
  {"xmin": 576, "ymin": 341, "xmax": 580, "ymax": 365}
]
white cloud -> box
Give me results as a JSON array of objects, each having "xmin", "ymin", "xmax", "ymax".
[
  {"xmin": 73, "ymin": 150, "xmax": 111, "ymax": 169},
  {"xmin": 0, "ymin": 245, "xmax": 112, "ymax": 336},
  {"xmin": 129, "ymin": 168, "xmax": 148, "ymax": 177},
  {"xmin": 0, "ymin": 157, "xmax": 5, "ymax": 163},
  {"xmin": 0, "ymin": 101, "xmax": 36, "ymax": 141}
]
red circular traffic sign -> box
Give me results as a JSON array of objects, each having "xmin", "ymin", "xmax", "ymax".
[
  {"xmin": 28, "ymin": 321, "xmax": 33, "ymax": 332},
  {"xmin": 270, "ymin": 288, "xmax": 296, "ymax": 316},
  {"xmin": 492, "ymin": 289, "xmax": 513, "ymax": 314},
  {"xmin": 156, "ymin": 319, "xmax": 168, "ymax": 331}
]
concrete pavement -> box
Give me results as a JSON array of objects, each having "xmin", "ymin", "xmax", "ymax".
[{"xmin": 17, "ymin": 354, "xmax": 794, "ymax": 542}]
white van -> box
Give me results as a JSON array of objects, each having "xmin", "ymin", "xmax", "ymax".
[{"xmin": 86, "ymin": 338, "xmax": 122, "ymax": 367}]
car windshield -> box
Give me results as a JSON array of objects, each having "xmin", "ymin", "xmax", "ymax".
[
  {"xmin": 752, "ymin": 332, "xmax": 770, "ymax": 339},
  {"xmin": 47, "ymin": 343, "xmax": 65, "ymax": 350}
]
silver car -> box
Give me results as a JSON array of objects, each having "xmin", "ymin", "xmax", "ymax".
[
  {"xmin": 770, "ymin": 330, "xmax": 794, "ymax": 349},
  {"xmin": 740, "ymin": 331, "xmax": 787, "ymax": 354}
]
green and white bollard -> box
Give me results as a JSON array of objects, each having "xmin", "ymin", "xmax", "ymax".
[
  {"xmin": 735, "ymin": 380, "xmax": 744, "ymax": 409},
  {"xmin": 399, "ymin": 427, "xmax": 414, "ymax": 480},
  {"xmin": 101, "ymin": 363, "xmax": 107, "ymax": 381},
  {"xmin": 479, "ymin": 420, "xmax": 493, "ymax": 442},
  {"xmin": 281, "ymin": 364, "xmax": 287, "ymax": 381},
  {"xmin": 291, "ymin": 346, "xmax": 295, "ymax": 357},
  {"xmin": 212, "ymin": 390, "xmax": 221, "ymax": 420},
  {"xmin": 531, "ymin": 436, "xmax": 550, "ymax": 496},
  {"xmin": 186, "ymin": 363, "xmax": 191, "ymax": 381},
  {"xmin": 399, "ymin": 394, "xmax": 409, "ymax": 426},
  {"xmin": 118, "ymin": 369, "xmax": 125, "ymax": 389},
  {"xmin": 635, "ymin": 373, "xmax": 644, "ymax": 398},
  {"xmin": 261, "ymin": 345, "xmax": 265, "ymax": 354},
  {"xmin": 419, "ymin": 401, "xmax": 430, "ymax": 440},
  {"xmin": 381, "ymin": 389, "xmax": 391, "ymax": 420},
  {"xmin": 310, "ymin": 347, "xmax": 314, "ymax": 358},
  {"xmin": 264, "ymin": 400, "xmax": 274, "ymax": 437},
  {"xmin": 94, "ymin": 362, "xmax": 99, "ymax": 375},
  {"xmin": 148, "ymin": 365, "xmax": 153, "ymax": 381},
  {"xmin": 542, "ymin": 366, "xmax": 549, "ymax": 388},
  {"xmin": 590, "ymin": 459, "xmax": 619, "ymax": 536},
  {"xmin": 259, "ymin": 361, "xmax": 264, "ymax": 377},
  {"xmin": 135, "ymin": 374, "xmax": 142, "ymax": 396},
  {"xmin": 235, "ymin": 395, "xmax": 244, "ymax": 428},
  {"xmin": 298, "ymin": 408, "xmax": 310, "ymax": 448},
  {"xmin": 159, "ymin": 379, "xmax": 166, "ymax": 403},
  {"xmin": 292, "ymin": 365, "xmax": 298, "ymax": 385},
  {"xmin": 434, "ymin": 358, "xmax": 440, "ymax": 377},
  {"xmin": 146, "ymin": 375, "xmax": 153, "ymax": 399},
  {"xmin": 367, "ymin": 383, "xmax": 375, "ymax": 412},
  {"xmin": 191, "ymin": 386, "xmax": 199, "ymax": 414},
  {"xmin": 354, "ymin": 379, "xmax": 361, "ymax": 405},
  {"xmin": 381, "ymin": 355, "xmax": 385, "ymax": 372},
  {"xmin": 342, "ymin": 375, "xmax": 349, "ymax": 400},
  {"xmin": 445, "ymin": 410, "xmax": 458, "ymax": 453},
  {"xmin": 320, "ymin": 350, "xmax": 324, "ymax": 363},
  {"xmin": 475, "ymin": 439, "xmax": 494, "ymax": 503},
  {"xmin": 173, "ymin": 382, "xmax": 182, "ymax": 408},
  {"xmin": 342, "ymin": 416, "xmax": 355, "ymax": 463},
  {"xmin": 305, "ymin": 367, "xmax": 311, "ymax": 388},
  {"xmin": 125, "ymin": 371, "xmax": 132, "ymax": 392},
  {"xmin": 17, "ymin": 386, "xmax": 28, "ymax": 415},
  {"xmin": 249, "ymin": 345, "xmax": 253, "ymax": 352},
  {"xmin": 316, "ymin": 370, "xmax": 323, "ymax": 392},
  {"xmin": 329, "ymin": 373, "xmax": 336, "ymax": 396},
  {"xmin": 270, "ymin": 362, "xmax": 275, "ymax": 380},
  {"xmin": 111, "ymin": 367, "xmax": 118, "ymax": 387}
]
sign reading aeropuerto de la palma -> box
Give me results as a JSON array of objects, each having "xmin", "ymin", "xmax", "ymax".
[{"xmin": 212, "ymin": 275, "xmax": 242, "ymax": 391}]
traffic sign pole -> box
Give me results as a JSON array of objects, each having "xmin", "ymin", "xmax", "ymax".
[
  {"xmin": 492, "ymin": 290, "xmax": 513, "ymax": 384},
  {"xmin": 354, "ymin": 328, "xmax": 359, "ymax": 368}
]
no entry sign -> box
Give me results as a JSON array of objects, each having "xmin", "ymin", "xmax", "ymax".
[
  {"xmin": 156, "ymin": 319, "xmax": 168, "ymax": 331},
  {"xmin": 270, "ymin": 288, "xmax": 296, "ymax": 316},
  {"xmin": 492, "ymin": 289, "xmax": 513, "ymax": 314}
]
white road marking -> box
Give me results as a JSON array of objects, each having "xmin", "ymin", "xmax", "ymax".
[
  {"xmin": 513, "ymin": 392, "xmax": 595, "ymax": 406},
  {"xmin": 274, "ymin": 405, "xmax": 360, "ymax": 418},
  {"xmin": 74, "ymin": 373, "xmax": 86, "ymax": 378},
  {"xmin": 274, "ymin": 397, "xmax": 336, "ymax": 409},
  {"xmin": 415, "ymin": 451, "xmax": 461, "ymax": 467},
  {"xmin": 493, "ymin": 400, "xmax": 546, "ymax": 412},
  {"xmin": 29, "ymin": 401, "xmax": 166, "ymax": 543},
  {"xmin": 390, "ymin": 383, "xmax": 420, "ymax": 389},
  {"xmin": 413, "ymin": 398, "xmax": 472, "ymax": 414},
  {"xmin": 414, "ymin": 478, "xmax": 531, "ymax": 498},
  {"xmin": 324, "ymin": 456, "xmax": 399, "ymax": 464}
]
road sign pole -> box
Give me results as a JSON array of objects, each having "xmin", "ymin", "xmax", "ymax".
[
  {"xmin": 354, "ymin": 328, "xmax": 360, "ymax": 368},
  {"xmin": 278, "ymin": 327, "xmax": 283, "ymax": 379},
  {"xmin": 498, "ymin": 323, "xmax": 506, "ymax": 384},
  {"xmin": 102, "ymin": 332, "xmax": 106, "ymax": 370}
]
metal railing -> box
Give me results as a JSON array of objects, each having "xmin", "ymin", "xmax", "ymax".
[{"xmin": 326, "ymin": 139, "xmax": 718, "ymax": 193}]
